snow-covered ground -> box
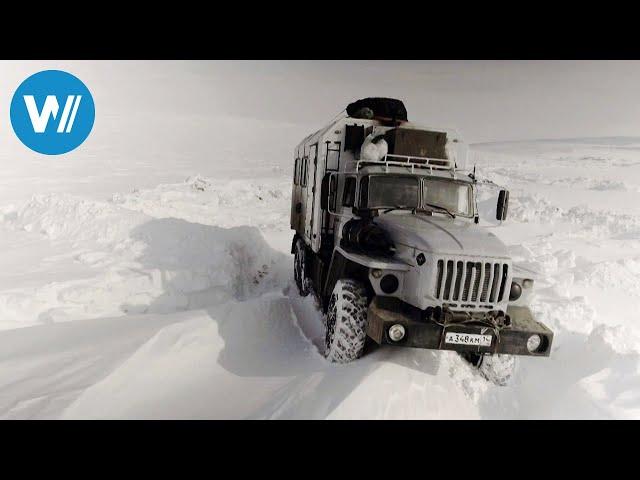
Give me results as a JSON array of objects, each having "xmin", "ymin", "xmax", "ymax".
[{"xmin": 1, "ymin": 136, "xmax": 640, "ymax": 419}]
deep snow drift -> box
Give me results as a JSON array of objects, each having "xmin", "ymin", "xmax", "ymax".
[{"xmin": 1, "ymin": 139, "xmax": 640, "ymax": 419}]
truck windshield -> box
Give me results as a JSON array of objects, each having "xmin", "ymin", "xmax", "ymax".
[
  {"xmin": 422, "ymin": 177, "xmax": 472, "ymax": 217},
  {"xmin": 361, "ymin": 175, "xmax": 420, "ymax": 209}
]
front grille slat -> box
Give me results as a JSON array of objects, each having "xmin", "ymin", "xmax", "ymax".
[
  {"xmin": 480, "ymin": 262, "xmax": 491, "ymax": 302},
  {"xmin": 443, "ymin": 260, "xmax": 454, "ymax": 300},
  {"xmin": 435, "ymin": 260, "xmax": 443, "ymax": 298},
  {"xmin": 498, "ymin": 264, "xmax": 509, "ymax": 302},
  {"xmin": 471, "ymin": 262, "xmax": 481, "ymax": 301},
  {"xmin": 477, "ymin": 263, "xmax": 486, "ymax": 302},
  {"xmin": 434, "ymin": 257, "xmax": 509, "ymax": 309},
  {"xmin": 462, "ymin": 261, "xmax": 472, "ymax": 301},
  {"xmin": 490, "ymin": 263, "xmax": 500, "ymax": 302},
  {"xmin": 452, "ymin": 261, "xmax": 463, "ymax": 301}
]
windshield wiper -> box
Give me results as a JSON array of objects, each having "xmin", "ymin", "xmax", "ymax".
[
  {"xmin": 422, "ymin": 203, "xmax": 456, "ymax": 219},
  {"xmin": 382, "ymin": 205, "xmax": 417, "ymax": 214}
]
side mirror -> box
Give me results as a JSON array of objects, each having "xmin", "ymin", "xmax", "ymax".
[{"xmin": 496, "ymin": 190, "xmax": 509, "ymax": 221}]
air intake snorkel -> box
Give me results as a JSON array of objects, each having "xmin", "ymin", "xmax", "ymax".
[{"xmin": 341, "ymin": 217, "xmax": 396, "ymax": 257}]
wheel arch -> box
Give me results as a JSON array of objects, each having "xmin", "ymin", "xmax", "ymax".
[{"xmin": 322, "ymin": 250, "xmax": 374, "ymax": 311}]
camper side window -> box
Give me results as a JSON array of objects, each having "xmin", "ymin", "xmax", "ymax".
[
  {"xmin": 343, "ymin": 177, "xmax": 356, "ymax": 207},
  {"xmin": 302, "ymin": 158, "xmax": 308, "ymax": 187}
]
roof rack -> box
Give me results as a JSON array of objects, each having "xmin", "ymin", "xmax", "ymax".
[{"xmin": 355, "ymin": 154, "xmax": 455, "ymax": 174}]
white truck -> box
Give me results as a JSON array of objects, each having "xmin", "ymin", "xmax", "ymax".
[{"xmin": 290, "ymin": 98, "xmax": 552, "ymax": 385}]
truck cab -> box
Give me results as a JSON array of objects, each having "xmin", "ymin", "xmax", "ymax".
[{"xmin": 291, "ymin": 97, "xmax": 552, "ymax": 385}]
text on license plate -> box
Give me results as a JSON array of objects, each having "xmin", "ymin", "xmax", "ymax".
[{"xmin": 445, "ymin": 332, "xmax": 492, "ymax": 347}]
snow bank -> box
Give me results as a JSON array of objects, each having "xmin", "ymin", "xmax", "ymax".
[
  {"xmin": 112, "ymin": 175, "xmax": 291, "ymax": 231},
  {"xmin": 0, "ymin": 185, "xmax": 289, "ymax": 330},
  {"xmin": 61, "ymin": 292, "xmax": 482, "ymax": 420}
]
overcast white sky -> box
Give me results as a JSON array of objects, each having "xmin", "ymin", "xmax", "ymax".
[
  {"xmin": 2, "ymin": 60, "xmax": 640, "ymax": 145},
  {"xmin": 195, "ymin": 60, "xmax": 640, "ymax": 142}
]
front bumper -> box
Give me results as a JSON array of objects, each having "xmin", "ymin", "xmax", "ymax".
[{"xmin": 366, "ymin": 297, "xmax": 553, "ymax": 356}]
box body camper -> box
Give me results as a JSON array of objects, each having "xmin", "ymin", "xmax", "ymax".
[{"xmin": 290, "ymin": 98, "xmax": 552, "ymax": 385}]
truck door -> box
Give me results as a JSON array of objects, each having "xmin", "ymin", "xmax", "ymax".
[
  {"xmin": 291, "ymin": 156, "xmax": 301, "ymax": 231},
  {"xmin": 304, "ymin": 144, "xmax": 318, "ymax": 241},
  {"xmin": 297, "ymin": 154, "xmax": 307, "ymax": 233}
]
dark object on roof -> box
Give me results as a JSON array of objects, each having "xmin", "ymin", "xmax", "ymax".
[
  {"xmin": 384, "ymin": 128, "xmax": 448, "ymax": 159},
  {"xmin": 352, "ymin": 107, "xmax": 374, "ymax": 119},
  {"xmin": 346, "ymin": 98, "xmax": 408, "ymax": 122}
]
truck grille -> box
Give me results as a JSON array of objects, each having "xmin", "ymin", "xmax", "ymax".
[{"xmin": 435, "ymin": 259, "xmax": 509, "ymax": 308}]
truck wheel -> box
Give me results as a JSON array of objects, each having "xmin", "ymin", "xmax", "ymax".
[
  {"xmin": 294, "ymin": 238, "xmax": 310, "ymax": 297},
  {"xmin": 479, "ymin": 354, "xmax": 517, "ymax": 386},
  {"xmin": 463, "ymin": 353, "xmax": 517, "ymax": 386},
  {"xmin": 325, "ymin": 279, "xmax": 369, "ymax": 363}
]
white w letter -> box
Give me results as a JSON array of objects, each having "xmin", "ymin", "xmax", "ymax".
[{"xmin": 23, "ymin": 95, "xmax": 60, "ymax": 133}]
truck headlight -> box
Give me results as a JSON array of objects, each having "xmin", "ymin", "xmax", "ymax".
[
  {"xmin": 509, "ymin": 281, "xmax": 522, "ymax": 301},
  {"xmin": 380, "ymin": 274, "xmax": 399, "ymax": 294},
  {"xmin": 527, "ymin": 334, "xmax": 541, "ymax": 353},
  {"xmin": 388, "ymin": 324, "xmax": 406, "ymax": 342}
]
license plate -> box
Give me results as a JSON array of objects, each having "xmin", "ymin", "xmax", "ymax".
[{"xmin": 445, "ymin": 332, "xmax": 492, "ymax": 347}]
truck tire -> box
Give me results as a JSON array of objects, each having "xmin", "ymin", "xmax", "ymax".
[
  {"xmin": 462, "ymin": 352, "xmax": 517, "ymax": 386},
  {"xmin": 325, "ymin": 279, "xmax": 369, "ymax": 363},
  {"xmin": 294, "ymin": 238, "xmax": 310, "ymax": 297},
  {"xmin": 478, "ymin": 354, "xmax": 517, "ymax": 386}
]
